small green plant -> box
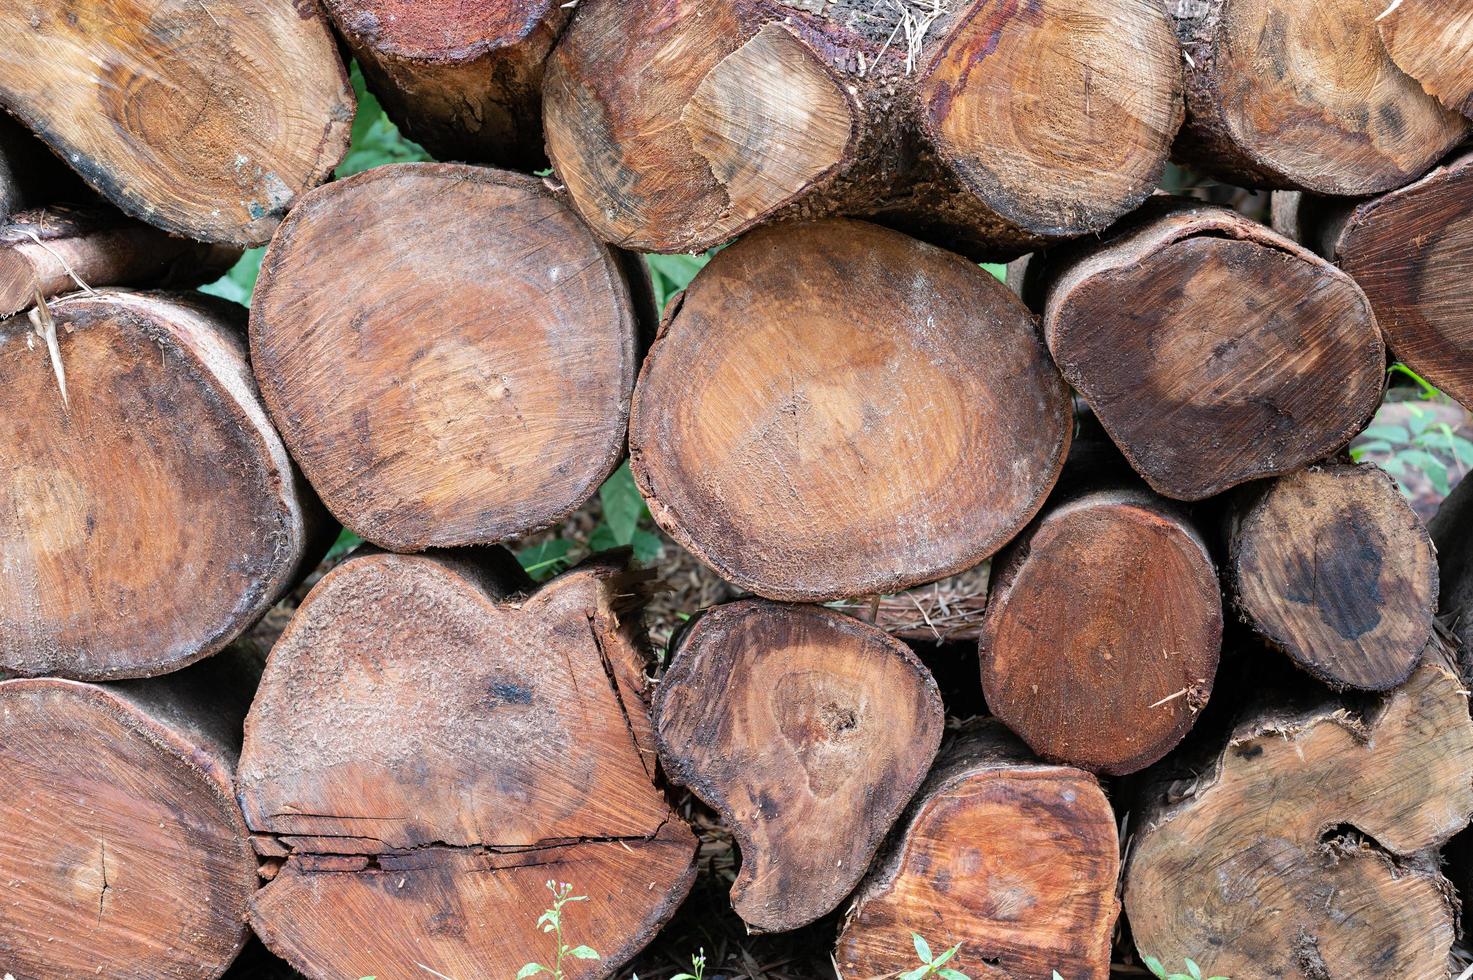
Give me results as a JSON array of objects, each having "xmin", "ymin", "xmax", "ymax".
[
  {"xmin": 1351, "ymin": 399, "xmax": 1472, "ymax": 497},
  {"xmin": 517, "ymin": 880, "xmax": 600, "ymax": 980},
  {"xmin": 1141, "ymin": 955, "xmax": 1228, "ymax": 980},
  {"xmin": 669, "ymin": 948, "xmax": 707, "ymax": 980},
  {"xmin": 515, "ymin": 463, "xmax": 664, "ymax": 581},
  {"xmin": 902, "ymin": 932, "xmax": 968, "ymax": 980}
]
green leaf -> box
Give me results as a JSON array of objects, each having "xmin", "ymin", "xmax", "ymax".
[
  {"xmin": 517, "ymin": 965, "xmax": 548, "ymax": 979},
  {"xmin": 517, "ymin": 538, "xmax": 573, "ymax": 581},
  {"xmin": 1358, "ymin": 424, "xmax": 1410, "ymax": 444},
  {"xmin": 980, "ymin": 262, "xmax": 1007, "ymax": 282},
  {"xmin": 899, "ymin": 968, "xmax": 930, "ymax": 980},
  {"xmin": 199, "ymin": 246, "xmax": 266, "ymax": 308},
  {"xmin": 1143, "ymin": 957, "xmax": 1169, "ymax": 980},
  {"xmin": 1407, "ymin": 405, "xmax": 1436, "ymax": 437},
  {"xmin": 937, "ymin": 970, "xmax": 969, "ymax": 980},
  {"xmin": 912, "ymin": 933, "xmax": 933, "ymax": 964},
  {"xmin": 931, "ymin": 944, "xmax": 960, "ymax": 968},
  {"xmin": 1054, "ymin": 974, "xmax": 1065, "ymax": 980},
  {"xmin": 1388, "ymin": 362, "xmax": 1442, "ymax": 399},
  {"xmin": 334, "ymin": 61, "xmax": 432, "ymax": 179},
  {"xmin": 598, "ymin": 464, "xmax": 645, "ymax": 546},
  {"xmin": 1350, "ymin": 439, "xmax": 1393, "ymax": 457},
  {"xmin": 1186, "ymin": 959, "xmax": 1202, "ymax": 980},
  {"xmin": 631, "ymin": 527, "xmax": 665, "ymax": 564},
  {"xmin": 324, "ymin": 528, "xmax": 364, "ymax": 562},
  {"xmin": 1399, "ymin": 449, "xmax": 1450, "ymax": 495},
  {"xmin": 567, "ymin": 946, "xmax": 600, "ymax": 960},
  {"xmin": 670, "ymin": 974, "xmax": 697, "ymax": 980}
]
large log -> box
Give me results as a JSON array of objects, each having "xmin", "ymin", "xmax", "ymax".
[
  {"xmin": 1125, "ymin": 645, "xmax": 1473, "ymax": 979},
  {"xmin": 0, "ymin": 653, "xmax": 259, "ymax": 979},
  {"xmin": 250, "ymin": 163, "xmax": 644, "ymax": 552},
  {"xmin": 1377, "ymin": 0, "xmax": 1473, "ymax": 119},
  {"xmin": 1278, "ymin": 150, "xmax": 1473, "ymax": 410},
  {"xmin": 0, "ymin": 291, "xmax": 323, "ymax": 680},
  {"xmin": 0, "ymin": 0, "xmax": 354, "ymax": 245},
  {"xmin": 654, "ymin": 599, "xmax": 944, "ymax": 932},
  {"xmin": 238, "ymin": 551, "xmax": 697, "ymax": 980},
  {"xmin": 979, "ymin": 484, "xmax": 1222, "ymax": 776},
  {"xmin": 630, "ymin": 218, "xmax": 1071, "ymax": 602},
  {"xmin": 324, "ymin": 0, "xmax": 568, "ymax": 170},
  {"xmin": 1228, "ymin": 461, "xmax": 1437, "ymax": 691},
  {"xmin": 0, "ymin": 206, "xmax": 238, "ymax": 316},
  {"xmin": 1168, "ymin": 0, "xmax": 1468, "ymax": 194},
  {"xmin": 835, "ymin": 721, "xmax": 1119, "ymax": 979},
  {"xmin": 1042, "ymin": 200, "xmax": 1385, "ymax": 500},
  {"xmin": 544, "ymin": 0, "xmax": 1183, "ymax": 258}
]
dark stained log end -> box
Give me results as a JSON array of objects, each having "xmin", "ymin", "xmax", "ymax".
[
  {"xmin": 836, "ymin": 721, "xmax": 1120, "ymax": 980},
  {"xmin": 250, "ymin": 163, "xmax": 642, "ymax": 553},
  {"xmin": 630, "ymin": 218, "xmax": 1071, "ymax": 602},
  {"xmin": 1378, "ymin": 0, "xmax": 1473, "ymax": 119},
  {"xmin": 0, "ymin": 290, "xmax": 319, "ymax": 680},
  {"xmin": 1044, "ymin": 202, "xmax": 1385, "ymax": 500},
  {"xmin": 1230, "ymin": 462, "xmax": 1438, "ymax": 692},
  {"xmin": 980, "ymin": 488, "xmax": 1222, "ymax": 776},
  {"xmin": 655, "ymin": 599, "xmax": 944, "ymax": 932}
]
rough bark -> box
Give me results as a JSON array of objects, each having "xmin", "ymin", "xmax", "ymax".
[
  {"xmin": 544, "ymin": 0, "xmax": 1183, "ymax": 259},
  {"xmin": 0, "ymin": 0, "xmax": 354, "ymax": 245},
  {"xmin": 1125, "ymin": 643, "xmax": 1473, "ymax": 979},
  {"xmin": 654, "ymin": 599, "xmax": 944, "ymax": 932},
  {"xmin": 630, "ymin": 218, "xmax": 1072, "ymax": 602},
  {"xmin": 0, "ymin": 290, "xmax": 323, "ymax": 680},
  {"xmin": 1168, "ymin": 0, "xmax": 1469, "ymax": 194},
  {"xmin": 979, "ymin": 486, "xmax": 1222, "ymax": 776},
  {"xmin": 0, "ymin": 653, "xmax": 259, "ymax": 979},
  {"xmin": 250, "ymin": 163, "xmax": 644, "ymax": 552},
  {"xmin": 835, "ymin": 720, "xmax": 1120, "ymax": 980},
  {"xmin": 323, "ymin": 0, "xmax": 569, "ymax": 170},
  {"xmin": 1228, "ymin": 461, "xmax": 1438, "ymax": 692},
  {"xmin": 1279, "ymin": 150, "xmax": 1473, "ymax": 410},
  {"xmin": 1429, "ymin": 468, "xmax": 1473, "ymax": 660},
  {"xmin": 1378, "ymin": 0, "xmax": 1473, "ymax": 119},
  {"xmin": 238, "ymin": 551, "xmax": 697, "ymax": 980},
  {"xmin": 1043, "ymin": 200, "xmax": 1386, "ymax": 500},
  {"xmin": 0, "ymin": 206, "xmax": 238, "ymax": 316}
]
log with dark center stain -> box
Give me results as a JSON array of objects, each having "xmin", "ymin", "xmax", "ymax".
[
  {"xmin": 1230, "ymin": 462, "xmax": 1437, "ymax": 691},
  {"xmin": 543, "ymin": 0, "xmax": 1183, "ymax": 258},
  {"xmin": 1377, "ymin": 0, "xmax": 1473, "ymax": 119},
  {"xmin": 0, "ymin": 291, "xmax": 325, "ymax": 680},
  {"xmin": 322, "ymin": 0, "xmax": 569, "ymax": 169},
  {"xmin": 1169, "ymin": 0, "xmax": 1468, "ymax": 193},
  {"xmin": 0, "ymin": 0, "xmax": 354, "ymax": 245},
  {"xmin": 238, "ymin": 552, "xmax": 696, "ymax": 980},
  {"xmin": 0, "ymin": 653, "xmax": 259, "ymax": 979},
  {"xmin": 629, "ymin": 218, "xmax": 1072, "ymax": 602},
  {"xmin": 1125, "ymin": 643, "xmax": 1473, "ymax": 978},
  {"xmin": 249, "ymin": 163, "xmax": 644, "ymax": 552},
  {"xmin": 1042, "ymin": 200, "xmax": 1386, "ymax": 500},
  {"xmin": 654, "ymin": 600, "xmax": 944, "ymax": 933},
  {"xmin": 835, "ymin": 720, "xmax": 1120, "ymax": 979},
  {"xmin": 979, "ymin": 485, "xmax": 1222, "ymax": 776}
]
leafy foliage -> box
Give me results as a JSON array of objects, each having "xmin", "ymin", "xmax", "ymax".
[
  {"xmin": 1141, "ymin": 955, "xmax": 1229, "ymax": 980},
  {"xmin": 645, "ymin": 252, "xmax": 711, "ymax": 310},
  {"xmin": 1351, "ymin": 399, "xmax": 1473, "ymax": 498},
  {"xmin": 902, "ymin": 932, "xmax": 968, "ymax": 980},
  {"xmin": 518, "ymin": 881, "xmax": 600, "ymax": 980},
  {"xmin": 336, "ymin": 62, "xmax": 432, "ymax": 178},
  {"xmin": 515, "ymin": 463, "xmax": 664, "ymax": 582}
]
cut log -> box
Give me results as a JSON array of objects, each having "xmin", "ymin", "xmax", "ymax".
[
  {"xmin": 1042, "ymin": 200, "xmax": 1386, "ymax": 500},
  {"xmin": 654, "ymin": 599, "xmax": 945, "ymax": 932},
  {"xmin": 0, "ymin": 653, "xmax": 259, "ymax": 979},
  {"xmin": 250, "ymin": 163, "xmax": 643, "ymax": 552},
  {"xmin": 1125, "ymin": 645, "xmax": 1473, "ymax": 979},
  {"xmin": 1279, "ymin": 150, "xmax": 1473, "ymax": 410},
  {"xmin": 630, "ymin": 218, "xmax": 1072, "ymax": 602},
  {"xmin": 1429, "ymin": 469, "xmax": 1473, "ymax": 661},
  {"xmin": 1228, "ymin": 461, "xmax": 1438, "ymax": 691},
  {"xmin": 544, "ymin": 0, "xmax": 1183, "ymax": 258},
  {"xmin": 324, "ymin": 0, "xmax": 568, "ymax": 170},
  {"xmin": 238, "ymin": 551, "xmax": 697, "ymax": 980},
  {"xmin": 1378, "ymin": 0, "xmax": 1473, "ymax": 119},
  {"xmin": 979, "ymin": 485, "xmax": 1222, "ymax": 776},
  {"xmin": 0, "ymin": 0, "xmax": 354, "ymax": 245},
  {"xmin": 0, "ymin": 290, "xmax": 323, "ymax": 680},
  {"xmin": 1169, "ymin": 0, "xmax": 1468, "ymax": 194},
  {"xmin": 0, "ymin": 206, "xmax": 238, "ymax": 316},
  {"xmin": 835, "ymin": 720, "xmax": 1119, "ymax": 980}
]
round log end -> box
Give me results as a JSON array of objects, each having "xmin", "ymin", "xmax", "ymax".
[
  {"xmin": 250, "ymin": 163, "xmax": 640, "ymax": 552},
  {"xmin": 1377, "ymin": 0, "xmax": 1473, "ymax": 120},
  {"xmin": 654, "ymin": 600, "xmax": 944, "ymax": 932},
  {"xmin": 326, "ymin": 0, "xmax": 556, "ymax": 60}
]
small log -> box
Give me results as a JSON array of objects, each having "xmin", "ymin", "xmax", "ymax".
[
  {"xmin": 0, "ymin": 206, "xmax": 238, "ymax": 316},
  {"xmin": 250, "ymin": 163, "xmax": 644, "ymax": 552},
  {"xmin": 0, "ymin": 290, "xmax": 323, "ymax": 680},
  {"xmin": 1042, "ymin": 200, "xmax": 1386, "ymax": 500},
  {"xmin": 1169, "ymin": 0, "xmax": 1468, "ymax": 194},
  {"xmin": 238, "ymin": 551, "xmax": 697, "ymax": 980},
  {"xmin": 630, "ymin": 218, "xmax": 1072, "ymax": 602},
  {"xmin": 1278, "ymin": 150, "xmax": 1473, "ymax": 410},
  {"xmin": 0, "ymin": 653, "xmax": 259, "ymax": 978},
  {"xmin": 544, "ymin": 0, "xmax": 1183, "ymax": 258},
  {"xmin": 0, "ymin": 0, "xmax": 354, "ymax": 245},
  {"xmin": 979, "ymin": 485, "xmax": 1222, "ymax": 776},
  {"xmin": 1228, "ymin": 461, "xmax": 1437, "ymax": 691},
  {"xmin": 835, "ymin": 721, "xmax": 1120, "ymax": 980},
  {"xmin": 1378, "ymin": 0, "xmax": 1473, "ymax": 119},
  {"xmin": 1125, "ymin": 644, "xmax": 1473, "ymax": 979},
  {"xmin": 324, "ymin": 0, "xmax": 569, "ymax": 170},
  {"xmin": 1429, "ymin": 468, "xmax": 1473, "ymax": 661},
  {"xmin": 654, "ymin": 599, "xmax": 945, "ymax": 932}
]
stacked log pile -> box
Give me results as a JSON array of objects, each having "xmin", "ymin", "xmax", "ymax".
[{"xmin": 2, "ymin": 1, "xmax": 1472, "ymax": 979}]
